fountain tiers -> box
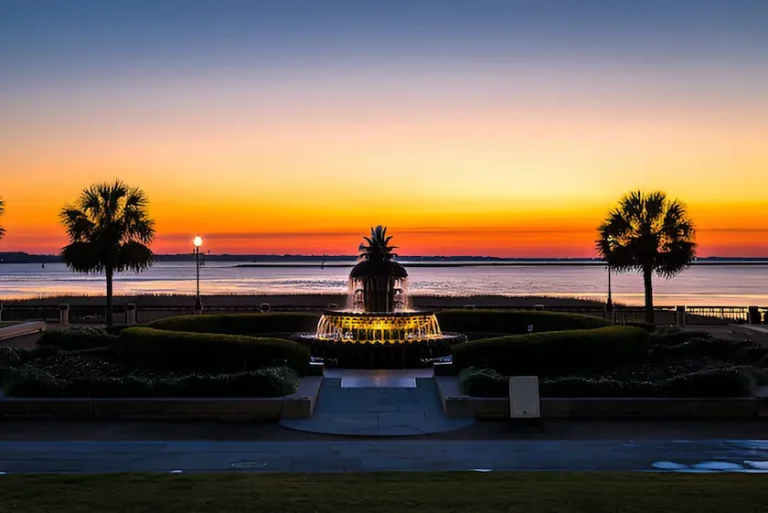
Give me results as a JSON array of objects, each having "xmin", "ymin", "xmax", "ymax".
[{"xmin": 313, "ymin": 309, "xmax": 465, "ymax": 345}]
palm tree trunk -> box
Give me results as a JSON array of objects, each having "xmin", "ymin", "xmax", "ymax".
[
  {"xmin": 105, "ymin": 266, "xmax": 114, "ymax": 327},
  {"xmin": 643, "ymin": 266, "xmax": 654, "ymax": 324}
]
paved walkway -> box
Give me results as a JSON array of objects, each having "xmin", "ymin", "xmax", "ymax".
[
  {"xmin": 280, "ymin": 377, "xmax": 475, "ymax": 436},
  {"xmin": 3, "ymin": 439, "xmax": 768, "ymax": 474}
]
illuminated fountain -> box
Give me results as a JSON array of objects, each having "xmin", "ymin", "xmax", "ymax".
[{"xmin": 298, "ymin": 226, "xmax": 465, "ymax": 367}]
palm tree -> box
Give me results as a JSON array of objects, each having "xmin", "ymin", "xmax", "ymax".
[
  {"xmin": 0, "ymin": 196, "xmax": 5, "ymax": 242},
  {"xmin": 596, "ymin": 190, "xmax": 696, "ymax": 323},
  {"xmin": 60, "ymin": 181, "xmax": 155, "ymax": 326}
]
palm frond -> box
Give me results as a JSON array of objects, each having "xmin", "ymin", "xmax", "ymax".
[
  {"xmin": 116, "ymin": 241, "xmax": 154, "ymax": 272},
  {"xmin": 596, "ymin": 190, "xmax": 696, "ymax": 277},
  {"xmin": 61, "ymin": 241, "xmax": 103, "ymax": 273}
]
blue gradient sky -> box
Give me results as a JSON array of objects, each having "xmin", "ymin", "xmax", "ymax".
[{"xmin": 1, "ymin": 1, "xmax": 767, "ymax": 256}]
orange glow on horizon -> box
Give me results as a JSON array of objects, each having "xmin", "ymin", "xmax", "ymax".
[{"xmin": 2, "ymin": 67, "xmax": 767, "ymax": 257}]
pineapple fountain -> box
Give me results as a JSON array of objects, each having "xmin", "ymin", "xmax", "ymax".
[{"xmin": 297, "ymin": 226, "xmax": 465, "ymax": 367}]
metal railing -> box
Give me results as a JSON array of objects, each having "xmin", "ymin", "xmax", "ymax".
[
  {"xmin": 684, "ymin": 306, "xmax": 750, "ymax": 325},
  {"xmin": 0, "ymin": 303, "xmax": 765, "ymax": 326}
]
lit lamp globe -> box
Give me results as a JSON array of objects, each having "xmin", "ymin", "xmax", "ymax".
[{"xmin": 193, "ymin": 235, "xmax": 203, "ymax": 314}]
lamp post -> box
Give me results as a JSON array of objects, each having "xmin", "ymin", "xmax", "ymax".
[
  {"xmin": 193, "ymin": 235, "xmax": 203, "ymax": 315},
  {"xmin": 605, "ymin": 263, "xmax": 614, "ymax": 321}
]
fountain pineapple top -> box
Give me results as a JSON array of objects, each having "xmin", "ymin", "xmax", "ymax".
[{"xmin": 348, "ymin": 225, "xmax": 409, "ymax": 313}]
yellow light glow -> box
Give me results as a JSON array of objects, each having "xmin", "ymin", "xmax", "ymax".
[{"xmin": 315, "ymin": 312, "xmax": 444, "ymax": 344}]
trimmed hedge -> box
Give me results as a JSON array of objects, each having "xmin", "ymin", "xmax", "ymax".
[
  {"xmin": 458, "ymin": 365, "xmax": 754, "ymax": 398},
  {"xmin": 146, "ymin": 313, "xmax": 321, "ymax": 335},
  {"xmin": 451, "ymin": 326, "xmax": 649, "ymax": 377},
  {"xmin": 2, "ymin": 365, "xmax": 299, "ymax": 398},
  {"xmin": 649, "ymin": 327, "xmax": 713, "ymax": 346},
  {"xmin": 117, "ymin": 327, "xmax": 310, "ymax": 374},
  {"xmin": 650, "ymin": 337, "xmax": 768, "ymax": 366},
  {"xmin": 435, "ymin": 309, "xmax": 609, "ymax": 334},
  {"xmin": 458, "ymin": 367, "xmax": 507, "ymax": 397},
  {"xmin": 38, "ymin": 326, "xmax": 118, "ymax": 351},
  {"xmin": 541, "ymin": 367, "xmax": 752, "ymax": 398}
]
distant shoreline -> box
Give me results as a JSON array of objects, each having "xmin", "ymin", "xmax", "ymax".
[
  {"xmin": 234, "ymin": 261, "xmax": 768, "ymax": 268},
  {"xmin": 2, "ymin": 251, "xmax": 768, "ymax": 266}
]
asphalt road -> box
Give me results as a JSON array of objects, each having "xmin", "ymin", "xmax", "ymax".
[{"xmin": 2, "ymin": 439, "xmax": 768, "ymax": 474}]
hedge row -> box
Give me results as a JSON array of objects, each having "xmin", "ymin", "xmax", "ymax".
[
  {"xmin": 435, "ymin": 309, "xmax": 609, "ymax": 334},
  {"xmin": 146, "ymin": 313, "xmax": 321, "ymax": 335},
  {"xmin": 38, "ymin": 326, "xmax": 118, "ymax": 351},
  {"xmin": 451, "ymin": 326, "xmax": 649, "ymax": 377},
  {"xmin": 458, "ymin": 366, "xmax": 753, "ymax": 398},
  {"xmin": 2, "ymin": 365, "xmax": 299, "ymax": 398},
  {"xmin": 117, "ymin": 327, "xmax": 310, "ymax": 374},
  {"xmin": 146, "ymin": 310, "xmax": 608, "ymax": 338},
  {"xmin": 650, "ymin": 338, "xmax": 768, "ymax": 366}
]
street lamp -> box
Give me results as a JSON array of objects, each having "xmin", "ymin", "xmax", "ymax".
[
  {"xmin": 193, "ymin": 235, "xmax": 203, "ymax": 315},
  {"xmin": 605, "ymin": 262, "xmax": 614, "ymax": 321}
]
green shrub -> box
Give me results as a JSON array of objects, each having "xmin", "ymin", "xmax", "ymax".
[
  {"xmin": 38, "ymin": 326, "xmax": 118, "ymax": 351},
  {"xmin": 0, "ymin": 346, "xmax": 26, "ymax": 367},
  {"xmin": 540, "ymin": 376, "xmax": 648, "ymax": 397},
  {"xmin": 451, "ymin": 326, "xmax": 649, "ymax": 377},
  {"xmin": 2, "ymin": 365, "xmax": 299, "ymax": 398},
  {"xmin": 2, "ymin": 367, "xmax": 61, "ymax": 397},
  {"xmin": 624, "ymin": 321, "xmax": 657, "ymax": 332},
  {"xmin": 117, "ymin": 327, "xmax": 310, "ymax": 374},
  {"xmin": 436, "ymin": 309, "xmax": 609, "ymax": 335},
  {"xmin": 540, "ymin": 366, "xmax": 751, "ymax": 398},
  {"xmin": 649, "ymin": 328, "xmax": 712, "ymax": 346},
  {"xmin": 147, "ymin": 313, "xmax": 321, "ymax": 335},
  {"xmin": 655, "ymin": 367, "xmax": 752, "ymax": 397},
  {"xmin": 458, "ymin": 367, "xmax": 507, "ymax": 397},
  {"xmin": 650, "ymin": 337, "xmax": 768, "ymax": 366},
  {"xmin": 104, "ymin": 325, "xmax": 132, "ymax": 336}
]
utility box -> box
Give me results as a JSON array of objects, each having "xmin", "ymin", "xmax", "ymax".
[{"xmin": 509, "ymin": 376, "xmax": 540, "ymax": 418}]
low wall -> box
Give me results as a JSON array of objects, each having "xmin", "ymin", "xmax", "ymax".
[
  {"xmin": 0, "ymin": 321, "xmax": 46, "ymax": 342},
  {"xmin": 435, "ymin": 377, "xmax": 766, "ymax": 419},
  {"xmin": 0, "ymin": 377, "xmax": 322, "ymax": 420}
]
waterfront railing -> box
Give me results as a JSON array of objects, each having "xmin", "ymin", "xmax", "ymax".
[{"xmin": 0, "ymin": 302, "xmax": 765, "ymax": 326}]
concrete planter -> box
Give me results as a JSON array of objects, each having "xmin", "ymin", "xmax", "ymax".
[
  {"xmin": 436, "ymin": 377, "xmax": 765, "ymax": 419},
  {"xmin": 0, "ymin": 377, "xmax": 322, "ymax": 420}
]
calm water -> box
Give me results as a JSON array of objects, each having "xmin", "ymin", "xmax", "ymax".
[{"xmin": 1, "ymin": 262, "xmax": 767, "ymax": 306}]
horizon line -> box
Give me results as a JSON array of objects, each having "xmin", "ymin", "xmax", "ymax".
[{"xmin": 2, "ymin": 252, "xmax": 768, "ymax": 260}]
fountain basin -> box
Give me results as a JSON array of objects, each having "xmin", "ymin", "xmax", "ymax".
[
  {"xmin": 312, "ymin": 309, "xmax": 463, "ymax": 344},
  {"xmin": 295, "ymin": 310, "xmax": 466, "ymax": 368}
]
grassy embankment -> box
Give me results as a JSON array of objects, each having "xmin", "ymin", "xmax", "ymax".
[{"xmin": 1, "ymin": 472, "xmax": 766, "ymax": 513}]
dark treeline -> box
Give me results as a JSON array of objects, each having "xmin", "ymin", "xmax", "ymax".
[{"xmin": 1, "ymin": 252, "xmax": 767, "ymax": 265}]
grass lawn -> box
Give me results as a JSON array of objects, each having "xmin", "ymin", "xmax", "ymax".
[{"xmin": 1, "ymin": 472, "xmax": 767, "ymax": 513}]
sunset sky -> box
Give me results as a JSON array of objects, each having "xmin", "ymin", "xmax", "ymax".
[{"xmin": 1, "ymin": 1, "xmax": 767, "ymax": 257}]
